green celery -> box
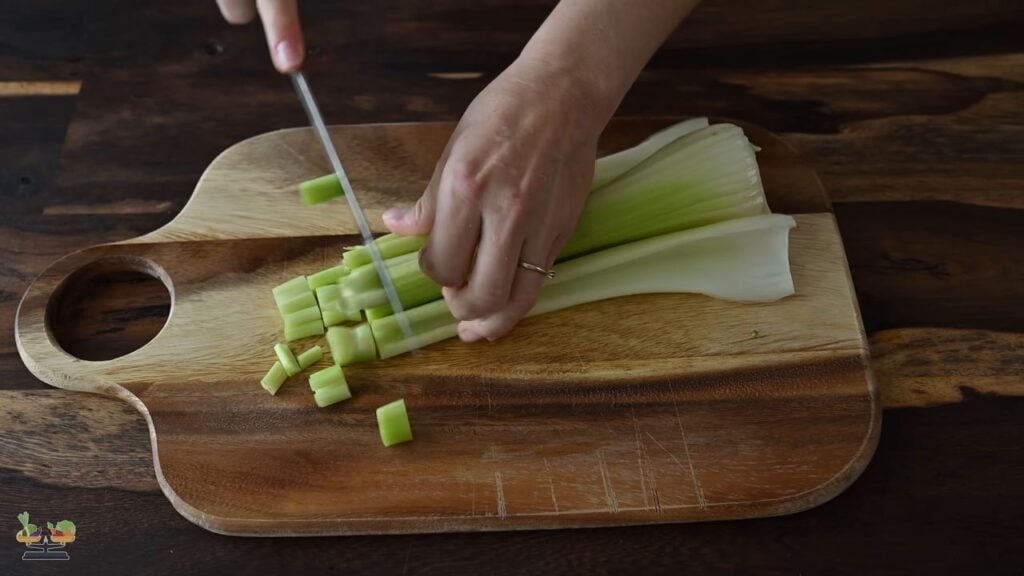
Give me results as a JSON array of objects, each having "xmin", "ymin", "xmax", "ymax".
[
  {"xmin": 314, "ymin": 384, "xmax": 353, "ymax": 408},
  {"xmin": 308, "ymin": 364, "xmax": 346, "ymax": 392},
  {"xmin": 274, "ymin": 343, "xmax": 301, "ymax": 376},
  {"xmin": 307, "ymin": 264, "xmax": 350, "ymax": 290},
  {"xmin": 283, "ymin": 306, "xmax": 323, "ymax": 329},
  {"xmin": 326, "ymin": 324, "xmax": 377, "ymax": 366},
  {"xmin": 300, "ymin": 174, "xmax": 344, "ymax": 205},
  {"xmin": 278, "ymin": 291, "xmax": 317, "ymax": 315},
  {"xmin": 260, "ymin": 361, "xmax": 288, "ymax": 395},
  {"xmin": 272, "ymin": 276, "xmax": 309, "ymax": 304},
  {"xmin": 285, "ymin": 319, "xmax": 325, "ymax": 342},
  {"xmin": 376, "ymin": 399, "xmax": 413, "ymax": 446},
  {"xmin": 343, "ymin": 234, "xmax": 426, "ymax": 269},
  {"xmin": 297, "ymin": 345, "xmax": 324, "ymax": 370}
]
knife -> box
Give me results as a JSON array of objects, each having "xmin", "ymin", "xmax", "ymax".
[{"xmin": 290, "ymin": 71, "xmax": 418, "ymax": 347}]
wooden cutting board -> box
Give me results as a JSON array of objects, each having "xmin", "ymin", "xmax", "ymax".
[{"xmin": 16, "ymin": 119, "xmax": 878, "ymax": 536}]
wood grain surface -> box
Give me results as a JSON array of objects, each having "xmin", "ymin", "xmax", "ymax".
[
  {"xmin": 15, "ymin": 121, "xmax": 875, "ymax": 535},
  {"xmin": 2, "ymin": 0, "xmax": 1021, "ymax": 573}
]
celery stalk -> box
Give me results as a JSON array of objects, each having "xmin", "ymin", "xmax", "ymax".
[
  {"xmin": 376, "ymin": 399, "xmax": 413, "ymax": 446},
  {"xmin": 274, "ymin": 343, "xmax": 301, "ymax": 376},
  {"xmin": 315, "ymin": 285, "xmax": 341, "ymax": 306},
  {"xmin": 285, "ymin": 319, "xmax": 325, "ymax": 342},
  {"xmin": 326, "ymin": 324, "xmax": 377, "ymax": 366},
  {"xmin": 272, "ymin": 276, "xmax": 309, "ymax": 303},
  {"xmin": 260, "ymin": 361, "xmax": 288, "ymax": 395},
  {"xmin": 307, "ymin": 264, "xmax": 350, "ymax": 290},
  {"xmin": 300, "ymin": 174, "xmax": 344, "ymax": 205},
  {"xmin": 278, "ymin": 291, "xmax": 317, "ymax": 315},
  {"xmin": 314, "ymin": 384, "xmax": 353, "ymax": 408},
  {"xmin": 343, "ymin": 234, "xmax": 426, "ymax": 269},
  {"xmin": 283, "ymin": 306, "xmax": 323, "ymax": 329},
  {"xmin": 370, "ymin": 214, "xmax": 796, "ymax": 359},
  {"xmin": 591, "ymin": 117, "xmax": 709, "ymax": 188},
  {"xmin": 308, "ymin": 364, "xmax": 346, "ymax": 392},
  {"xmin": 297, "ymin": 345, "xmax": 324, "ymax": 370},
  {"xmin": 321, "ymin": 301, "xmax": 361, "ymax": 327}
]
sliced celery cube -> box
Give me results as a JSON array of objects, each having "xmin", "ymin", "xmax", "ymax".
[
  {"xmin": 284, "ymin": 319, "xmax": 325, "ymax": 342},
  {"xmin": 278, "ymin": 291, "xmax": 317, "ymax": 315},
  {"xmin": 307, "ymin": 264, "xmax": 349, "ymax": 290},
  {"xmin": 299, "ymin": 174, "xmax": 344, "ymax": 205},
  {"xmin": 274, "ymin": 343, "xmax": 301, "ymax": 376},
  {"xmin": 308, "ymin": 364, "xmax": 345, "ymax": 392},
  {"xmin": 376, "ymin": 399, "xmax": 412, "ymax": 446},
  {"xmin": 296, "ymin": 345, "xmax": 323, "ymax": 370},
  {"xmin": 326, "ymin": 324, "xmax": 376, "ymax": 366},
  {"xmin": 260, "ymin": 361, "xmax": 288, "ymax": 395},
  {"xmin": 283, "ymin": 306, "xmax": 322, "ymax": 329},
  {"xmin": 314, "ymin": 383, "xmax": 352, "ymax": 407}
]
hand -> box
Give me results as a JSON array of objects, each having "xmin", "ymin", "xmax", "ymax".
[
  {"xmin": 383, "ymin": 56, "xmax": 604, "ymax": 342},
  {"xmin": 216, "ymin": 0, "xmax": 304, "ymax": 73}
]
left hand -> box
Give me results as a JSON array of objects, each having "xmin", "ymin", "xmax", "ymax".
[{"xmin": 383, "ymin": 56, "xmax": 604, "ymax": 342}]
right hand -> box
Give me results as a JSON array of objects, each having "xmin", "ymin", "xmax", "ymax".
[{"xmin": 216, "ymin": 0, "xmax": 305, "ymax": 73}]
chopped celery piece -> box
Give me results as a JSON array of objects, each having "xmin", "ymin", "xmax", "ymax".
[
  {"xmin": 315, "ymin": 285, "xmax": 341, "ymax": 306},
  {"xmin": 339, "ymin": 254, "xmax": 441, "ymax": 311},
  {"xmin": 321, "ymin": 301, "xmax": 361, "ymax": 327},
  {"xmin": 274, "ymin": 343, "xmax": 301, "ymax": 376},
  {"xmin": 278, "ymin": 291, "xmax": 317, "ymax": 315},
  {"xmin": 592, "ymin": 117, "xmax": 709, "ymax": 188},
  {"xmin": 326, "ymin": 324, "xmax": 377, "ymax": 366},
  {"xmin": 260, "ymin": 361, "xmax": 288, "ymax": 395},
  {"xmin": 300, "ymin": 173, "xmax": 344, "ymax": 205},
  {"xmin": 376, "ymin": 399, "xmax": 413, "ymax": 446},
  {"xmin": 307, "ymin": 264, "xmax": 350, "ymax": 290},
  {"xmin": 308, "ymin": 364, "xmax": 346, "ymax": 392},
  {"xmin": 297, "ymin": 345, "xmax": 324, "ymax": 370},
  {"xmin": 342, "ymin": 234, "xmax": 427, "ymax": 269},
  {"xmin": 370, "ymin": 215, "xmax": 796, "ymax": 359},
  {"xmin": 272, "ymin": 276, "xmax": 309, "ymax": 303},
  {"xmin": 283, "ymin": 306, "xmax": 323, "ymax": 329},
  {"xmin": 314, "ymin": 383, "xmax": 353, "ymax": 407},
  {"xmin": 285, "ymin": 319, "xmax": 325, "ymax": 342},
  {"xmin": 364, "ymin": 305, "xmax": 391, "ymax": 321}
]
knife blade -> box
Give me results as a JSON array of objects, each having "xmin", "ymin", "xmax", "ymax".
[{"xmin": 290, "ymin": 71, "xmax": 418, "ymax": 347}]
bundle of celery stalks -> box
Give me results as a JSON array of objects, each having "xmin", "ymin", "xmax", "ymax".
[{"xmin": 261, "ymin": 118, "xmax": 796, "ymax": 447}]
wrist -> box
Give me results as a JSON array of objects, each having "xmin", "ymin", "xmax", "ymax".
[{"xmin": 510, "ymin": 48, "xmax": 623, "ymax": 141}]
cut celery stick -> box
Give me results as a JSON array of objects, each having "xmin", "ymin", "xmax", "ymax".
[
  {"xmin": 321, "ymin": 303, "xmax": 346, "ymax": 327},
  {"xmin": 260, "ymin": 361, "xmax": 288, "ymax": 395},
  {"xmin": 364, "ymin": 305, "xmax": 391, "ymax": 320},
  {"xmin": 308, "ymin": 364, "xmax": 345, "ymax": 392},
  {"xmin": 300, "ymin": 173, "xmax": 344, "ymax": 205},
  {"xmin": 315, "ymin": 285, "xmax": 341, "ymax": 306},
  {"xmin": 274, "ymin": 343, "xmax": 301, "ymax": 376},
  {"xmin": 314, "ymin": 383, "xmax": 353, "ymax": 407},
  {"xmin": 343, "ymin": 234, "xmax": 426, "ymax": 269},
  {"xmin": 326, "ymin": 324, "xmax": 377, "ymax": 366},
  {"xmin": 296, "ymin": 345, "xmax": 323, "ymax": 370},
  {"xmin": 307, "ymin": 264, "xmax": 350, "ymax": 290},
  {"xmin": 376, "ymin": 399, "xmax": 413, "ymax": 446},
  {"xmin": 283, "ymin": 306, "xmax": 323, "ymax": 329},
  {"xmin": 273, "ymin": 276, "xmax": 309, "ymax": 303},
  {"xmin": 278, "ymin": 291, "xmax": 317, "ymax": 315},
  {"xmin": 285, "ymin": 319, "xmax": 325, "ymax": 342}
]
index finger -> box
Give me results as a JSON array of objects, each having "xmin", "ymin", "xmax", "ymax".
[{"xmin": 255, "ymin": 0, "xmax": 304, "ymax": 73}]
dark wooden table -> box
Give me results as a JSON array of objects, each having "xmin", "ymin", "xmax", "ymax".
[{"xmin": 2, "ymin": 1, "xmax": 1022, "ymax": 574}]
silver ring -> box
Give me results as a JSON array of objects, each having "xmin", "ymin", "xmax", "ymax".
[{"xmin": 519, "ymin": 261, "xmax": 556, "ymax": 279}]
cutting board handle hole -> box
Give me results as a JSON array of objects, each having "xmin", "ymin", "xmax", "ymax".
[{"xmin": 46, "ymin": 256, "xmax": 172, "ymax": 362}]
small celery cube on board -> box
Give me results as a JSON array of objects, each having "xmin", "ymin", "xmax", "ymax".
[
  {"xmin": 274, "ymin": 343, "xmax": 301, "ymax": 376},
  {"xmin": 260, "ymin": 361, "xmax": 288, "ymax": 395},
  {"xmin": 285, "ymin": 319, "xmax": 325, "ymax": 342},
  {"xmin": 278, "ymin": 291, "xmax": 317, "ymax": 315},
  {"xmin": 376, "ymin": 399, "xmax": 413, "ymax": 447},
  {"xmin": 314, "ymin": 384, "xmax": 352, "ymax": 408},
  {"xmin": 296, "ymin": 345, "xmax": 323, "ymax": 370},
  {"xmin": 308, "ymin": 364, "xmax": 345, "ymax": 392}
]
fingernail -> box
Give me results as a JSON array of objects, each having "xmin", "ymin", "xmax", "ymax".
[
  {"xmin": 383, "ymin": 207, "xmax": 408, "ymax": 224},
  {"xmin": 458, "ymin": 323, "xmax": 483, "ymax": 343},
  {"xmin": 275, "ymin": 41, "xmax": 302, "ymax": 71}
]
